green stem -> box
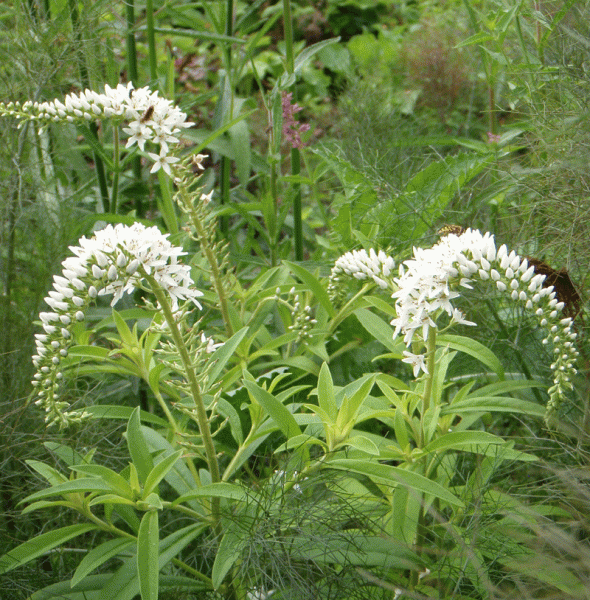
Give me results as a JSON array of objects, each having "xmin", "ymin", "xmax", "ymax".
[
  {"xmin": 421, "ymin": 326, "xmax": 437, "ymax": 417},
  {"xmin": 282, "ymin": 0, "xmax": 303, "ymax": 261},
  {"xmin": 178, "ymin": 184, "xmax": 234, "ymax": 338},
  {"xmin": 145, "ymin": 275, "xmax": 221, "ymax": 524},
  {"xmin": 67, "ymin": 0, "xmax": 110, "ymax": 212},
  {"xmin": 145, "ymin": 0, "xmax": 158, "ymax": 82},
  {"xmin": 111, "ymin": 126, "xmax": 120, "ymax": 213},
  {"xmin": 125, "ymin": 0, "xmax": 144, "ymax": 214}
]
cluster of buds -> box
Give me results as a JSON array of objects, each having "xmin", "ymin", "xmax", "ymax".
[
  {"xmin": 281, "ymin": 91, "xmax": 310, "ymax": 150},
  {"xmin": 328, "ymin": 248, "xmax": 395, "ymax": 304},
  {"xmin": 275, "ymin": 287, "xmax": 317, "ymax": 344},
  {"xmin": 31, "ymin": 222, "xmax": 203, "ymax": 427},
  {"xmin": 0, "ymin": 83, "xmax": 192, "ymax": 175}
]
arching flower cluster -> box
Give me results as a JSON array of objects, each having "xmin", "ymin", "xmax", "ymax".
[
  {"xmin": 330, "ymin": 249, "xmax": 396, "ymax": 290},
  {"xmin": 390, "ymin": 228, "xmax": 578, "ymax": 416},
  {"xmin": 0, "ymin": 83, "xmax": 192, "ymax": 175},
  {"xmin": 31, "ymin": 222, "xmax": 203, "ymax": 427}
]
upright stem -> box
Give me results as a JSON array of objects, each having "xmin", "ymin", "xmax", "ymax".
[
  {"xmin": 67, "ymin": 0, "xmax": 110, "ymax": 211},
  {"xmin": 282, "ymin": 0, "xmax": 303, "ymax": 261},
  {"xmin": 125, "ymin": 0, "xmax": 144, "ymax": 215},
  {"xmin": 178, "ymin": 185, "xmax": 234, "ymax": 338},
  {"xmin": 111, "ymin": 127, "xmax": 120, "ymax": 213},
  {"xmin": 421, "ymin": 326, "xmax": 437, "ymax": 416},
  {"xmin": 219, "ymin": 0, "xmax": 234, "ymax": 237},
  {"xmin": 145, "ymin": 0, "xmax": 158, "ymax": 83},
  {"xmin": 146, "ymin": 278, "xmax": 221, "ymax": 523}
]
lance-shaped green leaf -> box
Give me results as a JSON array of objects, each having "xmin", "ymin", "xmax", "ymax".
[
  {"xmin": 284, "ymin": 260, "xmax": 334, "ymax": 316},
  {"xmin": 70, "ymin": 464, "xmax": 134, "ymax": 500},
  {"xmin": 171, "ymin": 483, "xmax": 250, "ymax": 507},
  {"xmin": 325, "ymin": 459, "xmax": 464, "ymax": 507},
  {"xmin": 437, "ymin": 334, "xmax": 504, "ymax": 378},
  {"xmin": 243, "ymin": 380, "xmax": 301, "ymax": 440},
  {"xmin": 317, "ymin": 362, "xmax": 337, "ymax": 423},
  {"xmin": 21, "ymin": 478, "xmax": 113, "ymax": 504},
  {"xmin": 137, "ymin": 510, "xmax": 159, "ymax": 600},
  {"xmin": 142, "ymin": 450, "xmax": 182, "ymax": 499},
  {"xmin": 127, "ymin": 407, "xmax": 154, "ymax": 486},
  {"xmin": 72, "ymin": 538, "xmax": 134, "ymax": 587},
  {"xmin": 0, "ymin": 524, "xmax": 98, "ymax": 574},
  {"xmin": 96, "ymin": 523, "xmax": 206, "ymax": 600}
]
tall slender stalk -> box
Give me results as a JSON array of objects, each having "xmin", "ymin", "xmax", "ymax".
[
  {"xmin": 146, "ymin": 276, "xmax": 221, "ymax": 524},
  {"xmin": 67, "ymin": 0, "xmax": 110, "ymax": 212},
  {"xmin": 219, "ymin": 0, "xmax": 234, "ymax": 237},
  {"xmin": 282, "ymin": 0, "xmax": 303, "ymax": 261},
  {"xmin": 125, "ymin": 0, "xmax": 144, "ymax": 216},
  {"xmin": 145, "ymin": 0, "xmax": 158, "ymax": 83}
]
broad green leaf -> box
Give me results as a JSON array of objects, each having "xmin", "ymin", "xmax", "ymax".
[
  {"xmin": 243, "ymin": 380, "xmax": 301, "ymax": 440},
  {"xmin": 142, "ymin": 450, "xmax": 182, "ymax": 499},
  {"xmin": 137, "ymin": 511, "xmax": 159, "ymax": 600},
  {"xmin": 126, "ymin": 408, "xmax": 153, "ymax": 486},
  {"xmin": 0, "ymin": 524, "xmax": 98, "ymax": 574},
  {"xmin": 437, "ymin": 334, "xmax": 504, "ymax": 378},
  {"xmin": 317, "ymin": 362, "xmax": 337, "ymax": 422},
  {"xmin": 112, "ymin": 310, "xmax": 136, "ymax": 349},
  {"xmin": 326, "ymin": 459, "xmax": 464, "ymax": 507},
  {"xmin": 72, "ymin": 539, "xmax": 134, "ymax": 587},
  {"xmin": 283, "ymin": 260, "xmax": 334, "ymax": 316},
  {"xmin": 44, "ymin": 442, "xmax": 92, "ymax": 468}
]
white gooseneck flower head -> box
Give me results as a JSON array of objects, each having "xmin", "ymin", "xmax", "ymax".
[{"xmin": 31, "ymin": 222, "xmax": 203, "ymax": 427}]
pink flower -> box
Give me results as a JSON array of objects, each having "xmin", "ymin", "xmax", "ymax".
[{"xmin": 281, "ymin": 92, "xmax": 310, "ymax": 149}]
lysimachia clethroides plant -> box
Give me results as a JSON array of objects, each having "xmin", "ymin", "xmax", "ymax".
[{"xmin": 0, "ymin": 84, "xmax": 581, "ymax": 600}]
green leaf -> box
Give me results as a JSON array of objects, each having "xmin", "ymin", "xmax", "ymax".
[
  {"xmin": 71, "ymin": 405, "xmax": 169, "ymax": 427},
  {"xmin": 0, "ymin": 524, "xmax": 98, "ymax": 574},
  {"xmin": 72, "ymin": 539, "xmax": 134, "ymax": 587},
  {"xmin": 126, "ymin": 407, "xmax": 154, "ymax": 486},
  {"xmin": 142, "ymin": 451, "xmax": 182, "ymax": 499},
  {"xmin": 172, "ymin": 483, "xmax": 250, "ymax": 507},
  {"xmin": 26, "ymin": 460, "xmax": 68, "ymax": 486},
  {"xmin": 442, "ymin": 396, "xmax": 545, "ymax": 417},
  {"xmin": 21, "ymin": 478, "xmax": 113, "ymax": 504},
  {"xmin": 212, "ymin": 527, "xmax": 244, "ymax": 589},
  {"xmin": 326, "ymin": 459, "xmax": 464, "ymax": 507},
  {"xmin": 206, "ymin": 327, "xmax": 249, "ymax": 388},
  {"xmin": 436, "ymin": 334, "xmax": 504, "ymax": 378},
  {"xmin": 243, "ymin": 380, "xmax": 301, "ymax": 440},
  {"xmin": 317, "ymin": 362, "xmax": 337, "ymax": 423},
  {"xmin": 293, "ymin": 37, "xmax": 340, "ymax": 75},
  {"xmin": 344, "ymin": 435, "xmax": 380, "ymax": 455},
  {"xmin": 70, "ymin": 465, "xmax": 134, "ymax": 500},
  {"xmin": 137, "ymin": 511, "xmax": 159, "ymax": 600},
  {"xmin": 96, "ymin": 524, "xmax": 205, "ymax": 600},
  {"xmin": 424, "ymin": 431, "xmax": 505, "ymax": 453},
  {"xmin": 283, "ymin": 260, "xmax": 334, "ymax": 316},
  {"xmin": 354, "ymin": 308, "xmax": 403, "ymax": 353}
]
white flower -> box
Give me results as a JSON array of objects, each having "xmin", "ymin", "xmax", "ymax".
[
  {"xmin": 331, "ymin": 248, "xmax": 395, "ymax": 289},
  {"xmin": 148, "ymin": 151, "xmax": 180, "ymax": 176},
  {"xmin": 402, "ymin": 351, "xmax": 428, "ymax": 377}
]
